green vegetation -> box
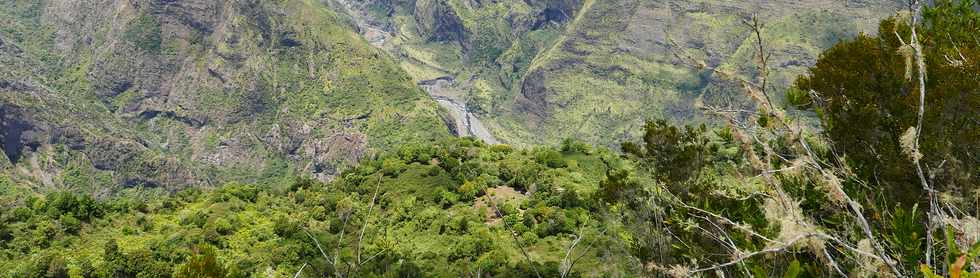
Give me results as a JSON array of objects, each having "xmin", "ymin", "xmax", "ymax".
[
  {"xmin": 0, "ymin": 0, "xmax": 449, "ymax": 191},
  {"xmin": 123, "ymin": 14, "xmax": 162, "ymax": 53},
  {"xmin": 791, "ymin": 2, "xmax": 980, "ymax": 206},
  {"xmin": 1, "ymin": 0, "xmax": 978, "ymax": 277},
  {"xmin": 0, "ymin": 138, "xmax": 631, "ymax": 277},
  {"xmin": 349, "ymin": 0, "xmax": 905, "ymax": 147}
]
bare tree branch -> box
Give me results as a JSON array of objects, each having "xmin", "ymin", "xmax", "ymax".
[
  {"xmin": 559, "ymin": 232, "xmax": 584, "ymax": 278},
  {"xmin": 667, "ymin": 12, "xmax": 908, "ymax": 277},
  {"xmin": 355, "ymin": 174, "xmax": 384, "ymax": 266},
  {"xmin": 560, "ymin": 228, "xmax": 606, "ymax": 278},
  {"xmin": 798, "ymin": 136, "xmax": 904, "ymax": 277},
  {"xmin": 743, "ymin": 15, "xmax": 777, "ymax": 113},
  {"xmin": 905, "ymin": 1, "xmax": 948, "ymax": 272},
  {"xmin": 689, "ymin": 233, "xmax": 818, "ymax": 274},
  {"xmin": 333, "ymin": 207, "xmax": 352, "ymax": 277},
  {"xmin": 305, "ymin": 229, "xmax": 334, "ymax": 265},
  {"xmin": 293, "ymin": 263, "xmax": 308, "ymax": 278}
]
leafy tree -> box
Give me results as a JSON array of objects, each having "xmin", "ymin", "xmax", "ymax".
[
  {"xmin": 58, "ymin": 214, "xmax": 80, "ymax": 234},
  {"xmin": 534, "ymin": 148, "xmax": 567, "ymax": 169},
  {"xmin": 621, "ymin": 120, "xmax": 709, "ymax": 185},
  {"xmin": 123, "ymin": 14, "xmax": 162, "ymax": 53},
  {"xmin": 43, "ymin": 192, "xmax": 102, "ymax": 221},
  {"xmin": 174, "ymin": 245, "xmax": 231, "ymax": 278},
  {"xmin": 100, "ymin": 239, "xmax": 171, "ymax": 278},
  {"xmin": 791, "ymin": 0, "xmax": 980, "ymax": 205}
]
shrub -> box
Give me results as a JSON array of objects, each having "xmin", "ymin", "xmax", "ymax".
[
  {"xmin": 534, "ymin": 149, "xmax": 567, "ymax": 168},
  {"xmin": 58, "ymin": 213, "xmax": 81, "ymax": 234},
  {"xmin": 215, "ymin": 183, "xmax": 259, "ymax": 203},
  {"xmin": 793, "ymin": 3, "xmax": 980, "ymax": 204},
  {"xmin": 44, "ymin": 192, "xmax": 102, "ymax": 221},
  {"xmin": 174, "ymin": 245, "xmax": 228, "ymax": 278}
]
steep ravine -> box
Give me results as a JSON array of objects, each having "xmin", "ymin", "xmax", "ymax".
[
  {"xmin": 330, "ymin": 0, "xmax": 906, "ymax": 147},
  {"xmin": 332, "ymin": 0, "xmax": 500, "ymax": 144},
  {"xmin": 420, "ymin": 78, "xmax": 499, "ymax": 144}
]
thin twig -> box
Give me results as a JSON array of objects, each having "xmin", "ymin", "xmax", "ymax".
[
  {"xmin": 333, "ymin": 209, "xmax": 352, "ymax": 277},
  {"xmin": 821, "ymin": 247, "xmax": 847, "ymax": 277},
  {"xmin": 799, "ymin": 135, "xmax": 905, "ymax": 277},
  {"xmin": 690, "ymin": 233, "xmax": 815, "ymax": 274},
  {"xmin": 566, "ymin": 229, "xmax": 605, "ymax": 277},
  {"xmin": 743, "ymin": 16, "xmax": 777, "ymax": 113}
]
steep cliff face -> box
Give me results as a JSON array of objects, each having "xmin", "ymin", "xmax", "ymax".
[
  {"xmin": 338, "ymin": 0, "xmax": 904, "ymax": 147},
  {"xmin": 0, "ymin": 0, "xmax": 449, "ymax": 193}
]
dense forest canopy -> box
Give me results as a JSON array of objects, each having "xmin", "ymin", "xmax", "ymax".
[{"xmin": 0, "ymin": 0, "xmax": 978, "ymax": 277}]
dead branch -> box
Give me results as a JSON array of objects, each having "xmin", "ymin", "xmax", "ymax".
[
  {"xmin": 333, "ymin": 207, "xmax": 352, "ymax": 277},
  {"xmin": 688, "ymin": 233, "xmax": 820, "ymax": 274},
  {"xmin": 355, "ymin": 174, "xmax": 384, "ymax": 266},
  {"xmin": 798, "ymin": 138, "xmax": 903, "ymax": 271},
  {"xmin": 305, "ymin": 229, "xmax": 334, "ymax": 265},
  {"xmin": 906, "ymin": 0, "xmax": 947, "ymax": 271},
  {"xmin": 564, "ymin": 229, "xmax": 605, "ymax": 278},
  {"xmin": 293, "ymin": 263, "xmax": 308, "ymax": 278},
  {"xmin": 821, "ymin": 247, "xmax": 847, "ymax": 277},
  {"xmin": 743, "ymin": 16, "xmax": 777, "ymax": 113},
  {"xmin": 559, "ymin": 232, "xmax": 584, "ymax": 278},
  {"xmin": 667, "ymin": 13, "xmax": 907, "ymax": 277}
]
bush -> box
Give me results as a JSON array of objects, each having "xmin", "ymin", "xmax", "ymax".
[
  {"xmin": 44, "ymin": 192, "xmax": 103, "ymax": 221},
  {"xmin": 793, "ymin": 3, "xmax": 980, "ymax": 204},
  {"xmin": 215, "ymin": 183, "xmax": 259, "ymax": 203},
  {"xmin": 174, "ymin": 245, "xmax": 229, "ymax": 278},
  {"xmin": 58, "ymin": 214, "xmax": 81, "ymax": 234},
  {"xmin": 560, "ymin": 139, "xmax": 593, "ymax": 154},
  {"xmin": 534, "ymin": 149, "xmax": 567, "ymax": 169},
  {"xmin": 622, "ymin": 120, "xmax": 708, "ymax": 184}
]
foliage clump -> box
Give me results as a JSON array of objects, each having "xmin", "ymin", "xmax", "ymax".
[
  {"xmin": 792, "ymin": 0, "xmax": 979, "ymax": 206},
  {"xmin": 0, "ymin": 138, "xmax": 630, "ymax": 277}
]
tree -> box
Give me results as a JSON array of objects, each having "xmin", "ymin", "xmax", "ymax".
[
  {"xmin": 174, "ymin": 245, "xmax": 230, "ymax": 278},
  {"xmin": 622, "ymin": 119, "xmax": 710, "ymax": 185},
  {"xmin": 645, "ymin": 4, "xmax": 976, "ymax": 274},
  {"xmin": 792, "ymin": 0, "xmax": 980, "ymax": 206}
]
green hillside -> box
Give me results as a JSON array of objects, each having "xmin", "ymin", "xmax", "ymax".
[
  {"xmin": 335, "ymin": 0, "xmax": 903, "ymax": 147},
  {"xmin": 0, "ymin": 0, "xmax": 449, "ymax": 193},
  {"xmin": 0, "ymin": 0, "xmax": 978, "ymax": 277}
]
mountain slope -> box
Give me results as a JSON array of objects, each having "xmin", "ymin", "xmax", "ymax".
[
  {"xmin": 336, "ymin": 0, "xmax": 904, "ymax": 147},
  {"xmin": 0, "ymin": 0, "xmax": 450, "ymax": 193}
]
